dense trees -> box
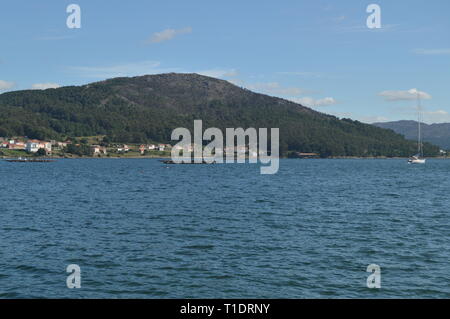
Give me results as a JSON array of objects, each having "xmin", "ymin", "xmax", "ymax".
[
  {"xmin": 0, "ymin": 73, "xmax": 440, "ymax": 157},
  {"xmin": 34, "ymin": 148, "xmax": 47, "ymax": 157},
  {"xmin": 65, "ymin": 143, "xmax": 92, "ymax": 156}
]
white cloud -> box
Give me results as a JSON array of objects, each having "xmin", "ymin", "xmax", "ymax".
[
  {"xmin": 227, "ymin": 79, "xmax": 335, "ymax": 107},
  {"xmin": 0, "ymin": 80, "xmax": 15, "ymax": 91},
  {"xmin": 413, "ymin": 48, "xmax": 450, "ymax": 55},
  {"xmin": 379, "ymin": 88, "xmax": 432, "ymax": 101},
  {"xmin": 227, "ymin": 78, "xmax": 245, "ymax": 86},
  {"xmin": 69, "ymin": 60, "xmax": 240, "ymax": 80},
  {"xmin": 147, "ymin": 27, "xmax": 192, "ymax": 44},
  {"xmin": 69, "ymin": 61, "xmax": 180, "ymax": 78},
  {"xmin": 31, "ymin": 83, "xmax": 61, "ymax": 90},
  {"xmin": 326, "ymin": 112, "xmax": 390, "ymax": 124},
  {"xmin": 277, "ymin": 71, "xmax": 324, "ymax": 78},
  {"xmin": 35, "ymin": 35, "xmax": 75, "ymax": 41},
  {"xmin": 336, "ymin": 24, "xmax": 399, "ymax": 33},
  {"xmin": 291, "ymin": 96, "xmax": 337, "ymax": 107},
  {"xmin": 69, "ymin": 59, "xmax": 244, "ymax": 81},
  {"xmin": 198, "ymin": 69, "xmax": 238, "ymax": 78},
  {"xmin": 358, "ymin": 115, "xmax": 389, "ymax": 123},
  {"xmin": 422, "ymin": 109, "xmax": 450, "ymax": 124},
  {"xmin": 277, "ymin": 71, "xmax": 342, "ymax": 80},
  {"xmin": 424, "ymin": 110, "xmax": 448, "ymax": 115},
  {"xmin": 247, "ymin": 82, "xmax": 310, "ymax": 96}
]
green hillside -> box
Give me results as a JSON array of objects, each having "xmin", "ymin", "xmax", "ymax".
[{"xmin": 0, "ymin": 73, "xmax": 439, "ymax": 157}]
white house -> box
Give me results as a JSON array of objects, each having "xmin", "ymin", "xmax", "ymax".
[
  {"xmin": 26, "ymin": 140, "xmax": 41, "ymax": 153},
  {"xmin": 26, "ymin": 140, "xmax": 52, "ymax": 153}
]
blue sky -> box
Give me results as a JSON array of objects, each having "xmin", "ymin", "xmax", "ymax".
[{"xmin": 0, "ymin": 0, "xmax": 449, "ymax": 123}]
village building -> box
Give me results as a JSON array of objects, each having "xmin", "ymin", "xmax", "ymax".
[
  {"xmin": 56, "ymin": 141, "xmax": 70, "ymax": 149},
  {"xmin": 117, "ymin": 144, "xmax": 129, "ymax": 153},
  {"xmin": 91, "ymin": 145, "xmax": 107, "ymax": 155},
  {"xmin": 26, "ymin": 141, "xmax": 40, "ymax": 153},
  {"xmin": 25, "ymin": 140, "xmax": 52, "ymax": 154},
  {"xmin": 9, "ymin": 142, "xmax": 26, "ymax": 150}
]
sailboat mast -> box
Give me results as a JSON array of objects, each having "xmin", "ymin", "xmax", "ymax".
[{"xmin": 417, "ymin": 91, "xmax": 422, "ymax": 157}]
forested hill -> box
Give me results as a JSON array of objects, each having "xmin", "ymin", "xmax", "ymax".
[{"xmin": 0, "ymin": 73, "xmax": 439, "ymax": 156}]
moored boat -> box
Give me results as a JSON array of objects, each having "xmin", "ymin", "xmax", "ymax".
[{"xmin": 408, "ymin": 90, "xmax": 426, "ymax": 165}]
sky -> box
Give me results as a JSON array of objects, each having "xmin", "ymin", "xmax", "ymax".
[{"xmin": 0, "ymin": 0, "xmax": 449, "ymax": 123}]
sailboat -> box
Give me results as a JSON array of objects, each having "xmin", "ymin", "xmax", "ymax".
[{"xmin": 408, "ymin": 91, "xmax": 426, "ymax": 164}]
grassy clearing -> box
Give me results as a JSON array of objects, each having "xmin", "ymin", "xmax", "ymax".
[{"xmin": 0, "ymin": 149, "xmax": 32, "ymax": 157}]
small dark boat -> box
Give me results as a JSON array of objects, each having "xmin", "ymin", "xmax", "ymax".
[
  {"xmin": 160, "ymin": 159, "xmax": 215, "ymax": 165},
  {"xmin": 5, "ymin": 157, "xmax": 55, "ymax": 163}
]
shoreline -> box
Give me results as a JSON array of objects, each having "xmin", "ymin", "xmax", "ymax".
[{"xmin": 2, "ymin": 155, "xmax": 449, "ymax": 160}]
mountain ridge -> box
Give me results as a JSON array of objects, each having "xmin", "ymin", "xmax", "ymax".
[
  {"xmin": 0, "ymin": 73, "xmax": 440, "ymax": 157},
  {"xmin": 373, "ymin": 120, "xmax": 450, "ymax": 150}
]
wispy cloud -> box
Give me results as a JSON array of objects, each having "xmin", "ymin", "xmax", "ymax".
[
  {"xmin": 358, "ymin": 115, "xmax": 389, "ymax": 123},
  {"xmin": 424, "ymin": 109, "xmax": 448, "ymax": 116},
  {"xmin": 391, "ymin": 105, "xmax": 450, "ymax": 124},
  {"xmin": 68, "ymin": 61, "xmax": 180, "ymax": 78},
  {"xmin": 326, "ymin": 111, "xmax": 390, "ymax": 124},
  {"xmin": 246, "ymin": 82, "xmax": 312, "ymax": 96},
  {"xmin": 68, "ymin": 60, "xmax": 240, "ymax": 80},
  {"xmin": 146, "ymin": 27, "xmax": 192, "ymax": 44},
  {"xmin": 336, "ymin": 23, "xmax": 399, "ymax": 33},
  {"xmin": 334, "ymin": 15, "xmax": 346, "ymax": 22},
  {"xmin": 423, "ymin": 110, "xmax": 450, "ymax": 123},
  {"xmin": 0, "ymin": 80, "xmax": 15, "ymax": 91},
  {"xmin": 227, "ymin": 78, "xmax": 335, "ymax": 107},
  {"xmin": 290, "ymin": 96, "xmax": 337, "ymax": 107},
  {"xmin": 35, "ymin": 35, "xmax": 75, "ymax": 41},
  {"xmin": 413, "ymin": 48, "xmax": 450, "ymax": 55},
  {"xmin": 198, "ymin": 69, "xmax": 238, "ymax": 78},
  {"xmin": 277, "ymin": 71, "xmax": 340, "ymax": 79},
  {"xmin": 31, "ymin": 83, "xmax": 61, "ymax": 90},
  {"xmin": 379, "ymin": 88, "xmax": 432, "ymax": 101}
]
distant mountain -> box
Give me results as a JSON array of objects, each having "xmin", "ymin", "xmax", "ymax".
[
  {"xmin": 0, "ymin": 73, "xmax": 440, "ymax": 157},
  {"xmin": 373, "ymin": 120, "xmax": 450, "ymax": 150}
]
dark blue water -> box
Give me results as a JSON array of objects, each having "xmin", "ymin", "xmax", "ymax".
[{"xmin": 0, "ymin": 159, "xmax": 449, "ymax": 298}]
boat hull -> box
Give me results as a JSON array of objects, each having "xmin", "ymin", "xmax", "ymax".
[{"xmin": 408, "ymin": 159, "xmax": 426, "ymax": 164}]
